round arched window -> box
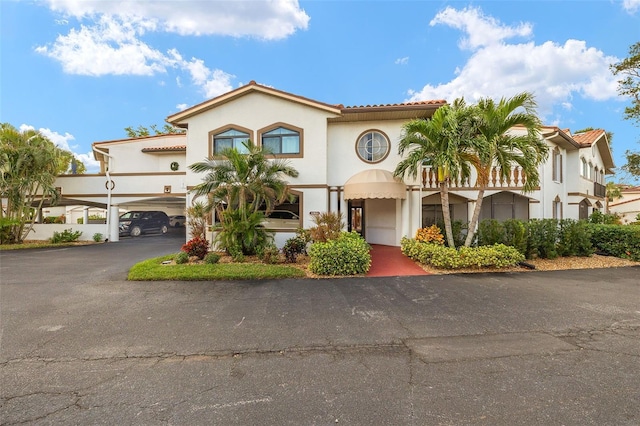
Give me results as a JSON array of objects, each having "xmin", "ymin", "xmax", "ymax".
[{"xmin": 356, "ymin": 130, "xmax": 390, "ymax": 163}]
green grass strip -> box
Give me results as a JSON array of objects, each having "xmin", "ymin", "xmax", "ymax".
[{"xmin": 128, "ymin": 254, "xmax": 306, "ymax": 281}]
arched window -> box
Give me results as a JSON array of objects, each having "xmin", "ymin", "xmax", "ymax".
[
  {"xmin": 258, "ymin": 123, "xmax": 303, "ymax": 157},
  {"xmin": 209, "ymin": 125, "xmax": 253, "ymax": 156},
  {"xmin": 581, "ymin": 157, "xmax": 588, "ymax": 177},
  {"xmin": 552, "ymin": 195, "xmax": 562, "ymax": 219}
]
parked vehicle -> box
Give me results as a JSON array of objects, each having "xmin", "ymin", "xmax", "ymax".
[
  {"xmin": 119, "ymin": 211, "xmax": 170, "ymax": 237},
  {"xmin": 169, "ymin": 215, "xmax": 186, "ymax": 227},
  {"xmin": 260, "ymin": 210, "xmax": 300, "ymax": 230}
]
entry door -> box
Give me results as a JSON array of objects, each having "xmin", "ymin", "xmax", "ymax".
[{"xmin": 348, "ymin": 200, "xmax": 364, "ymax": 237}]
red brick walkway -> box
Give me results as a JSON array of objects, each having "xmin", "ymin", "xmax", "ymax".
[{"xmin": 367, "ymin": 244, "xmax": 430, "ymax": 277}]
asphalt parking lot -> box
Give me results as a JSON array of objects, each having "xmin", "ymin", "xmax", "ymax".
[{"xmin": 1, "ymin": 235, "xmax": 639, "ymax": 425}]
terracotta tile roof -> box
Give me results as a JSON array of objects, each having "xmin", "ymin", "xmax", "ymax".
[
  {"xmin": 343, "ymin": 100, "xmax": 447, "ymax": 109},
  {"xmin": 572, "ymin": 129, "xmax": 605, "ymax": 147},
  {"xmin": 141, "ymin": 145, "xmax": 187, "ymax": 153}
]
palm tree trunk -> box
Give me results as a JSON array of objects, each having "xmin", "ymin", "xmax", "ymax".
[
  {"xmin": 440, "ymin": 180, "xmax": 456, "ymax": 248},
  {"xmin": 464, "ymin": 188, "xmax": 485, "ymax": 247}
]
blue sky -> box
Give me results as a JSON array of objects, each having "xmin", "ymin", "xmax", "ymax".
[{"xmin": 2, "ymin": 0, "xmax": 640, "ymax": 181}]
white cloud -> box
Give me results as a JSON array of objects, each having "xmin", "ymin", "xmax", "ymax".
[
  {"xmin": 410, "ymin": 7, "xmax": 619, "ymax": 120},
  {"xmin": 36, "ymin": 15, "xmax": 171, "ymax": 76},
  {"xmin": 176, "ymin": 103, "xmax": 188, "ymax": 111},
  {"xmin": 19, "ymin": 124, "xmax": 100, "ymax": 172},
  {"xmin": 43, "ymin": 0, "xmax": 310, "ymax": 40},
  {"xmin": 623, "ymin": 0, "xmax": 640, "ymax": 14},
  {"xmin": 395, "ymin": 57, "xmax": 409, "ymax": 65},
  {"xmin": 430, "ymin": 6, "xmax": 532, "ymax": 50}
]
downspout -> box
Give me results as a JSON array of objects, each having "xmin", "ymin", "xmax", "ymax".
[{"xmin": 92, "ymin": 146, "xmax": 113, "ymax": 241}]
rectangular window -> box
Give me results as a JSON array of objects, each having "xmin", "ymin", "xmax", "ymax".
[{"xmin": 552, "ymin": 149, "xmax": 562, "ymax": 183}]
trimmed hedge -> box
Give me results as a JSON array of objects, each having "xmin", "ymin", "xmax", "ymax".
[
  {"xmin": 588, "ymin": 224, "xmax": 640, "ymax": 261},
  {"xmin": 308, "ymin": 231, "xmax": 371, "ymax": 276},
  {"xmin": 401, "ymin": 237, "xmax": 524, "ymax": 270}
]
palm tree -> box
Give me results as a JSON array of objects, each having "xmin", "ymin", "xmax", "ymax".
[
  {"xmin": 189, "ymin": 140, "xmax": 299, "ymax": 254},
  {"xmin": 0, "ymin": 123, "xmax": 61, "ymax": 243},
  {"xmin": 464, "ymin": 92, "xmax": 548, "ymax": 247},
  {"xmin": 395, "ymin": 100, "xmax": 480, "ymax": 247}
]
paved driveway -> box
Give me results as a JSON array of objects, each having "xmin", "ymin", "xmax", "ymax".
[{"xmin": 1, "ymin": 236, "xmax": 639, "ymax": 425}]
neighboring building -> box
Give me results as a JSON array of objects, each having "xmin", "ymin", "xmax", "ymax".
[
  {"xmin": 609, "ymin": 186, "xmax": 640, "ymax": 224},
  {"xmin": 47, "ymin": 81, "xmax": 615, "ymax": 246}
]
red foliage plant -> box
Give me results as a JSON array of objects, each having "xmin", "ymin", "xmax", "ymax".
[{"xmin": 181, "ymin": 237, "xmax": 210, "ymax": 260}]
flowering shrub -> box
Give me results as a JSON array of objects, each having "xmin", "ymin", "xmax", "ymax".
[
  {"xmin": 181, "ymin": 237, "xmax": 209, "ymax": 260},
  {"xmin": 415, "ymin": 225, "xmax": 444, "ymax": 245}
]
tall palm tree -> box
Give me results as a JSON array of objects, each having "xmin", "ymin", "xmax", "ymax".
[
  {"xmin": 464, "ymin": 92, "xmax": 548, "ymax": 247},
  {"xmin": 189, "ymin": 140, "xmax": 299, "ymax": 254},
  {"xmin": 395, "ymin": 100, "xmax": 480, "ymax": 247}
]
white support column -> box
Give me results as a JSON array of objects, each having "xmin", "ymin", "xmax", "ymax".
[
  {"xmin": 83, "ymin": 207, "xmax": 89, "ymax": 225},
  {"xmin": 109, "ymin": 205, "xmax": 120, "ymax": 242}
]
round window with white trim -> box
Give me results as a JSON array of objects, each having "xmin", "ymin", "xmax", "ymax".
[{"xmin": 356, "ymin": 130, "xmax": 390, "ymax": 163}]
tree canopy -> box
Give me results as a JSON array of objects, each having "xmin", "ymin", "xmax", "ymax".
[
  {"xmin": 125, "ymin": 124, "xmax": 186, "ymax": 138},
  {"xmin": 611, "ymin": 41, "xmax": 640, "ymax": 179}
]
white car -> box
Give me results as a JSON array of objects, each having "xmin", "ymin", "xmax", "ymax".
[
  {"xmin": 261, "ymin": 210, "xmax": 300, "ymax": 230},
  {"xmin": 169, "ymin": 215, "xmax": 186, "ymax": 227}
]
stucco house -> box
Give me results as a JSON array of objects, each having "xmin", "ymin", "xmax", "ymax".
[
  {"xmin": 609, "ymin": 186, "xmax": 640, "ymax": 224},
  {"xmin": 41, "ymin": 81, "xmax": 615, "ymax": 245}
]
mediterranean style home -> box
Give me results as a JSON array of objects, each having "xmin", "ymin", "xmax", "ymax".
[
  {"xmin": 609, "ymin": 185, "xmax": 640, "ymax": 224},
  {"xmin": 43, "ymin": 81, "xmax": 614, "ymax": 245}
]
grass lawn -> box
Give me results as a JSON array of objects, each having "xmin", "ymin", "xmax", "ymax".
[
  {"xmin": 0, "ymin": 241, "xmax": 99, "ymax": 250},
  {"xmin": 128, "ymin": 254, "xmax": 307, "ymax": 281}
]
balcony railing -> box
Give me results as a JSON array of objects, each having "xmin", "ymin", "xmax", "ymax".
[
  {"xmin": 594, "ymin": 182, "xmax": 606, "ymax": 198},
  {"xmin": 421, "ymin": 166, "xmax": 527, "ymax": 190}
]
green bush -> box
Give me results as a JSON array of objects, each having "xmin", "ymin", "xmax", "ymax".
[
  {"xmin": 92, "ymin": 233, "xmax": 103, "ymax": 242},
  {"xmin": 175, "ymin": 251, "xmax": 189, "ymax": 264},
  {"xmin": 435, "ymin": 220, "xmax": 467, "ymax": 247},
  {"xmin": 588, "ymin": 224, "xmax": 640, "ymax": 261},
  {"xmin": 204, "ymin": 252, "xmax": 221, "ymax": 264},
  {"xmin": 525, "ymin": 219, "xmax": 559, "ymax": 259},
  {"xmin": 589, "ymin": 210, "xmax": 621, "ymax": 225},
  {"xmin": 477, "ymin": 219, "xmax": 505, "ymax": 246},
  {"xmin": 502, "ymin": 219, "xmax": 528, "ymax": 256},
  {"xmin": 50, "ymin": 228, "xmax": 82, "ymax": 243},
  {"xmin": 557, "ymin": 219, "xmax": 593, "ymax": 257},
  {"xmin": 401, "ymin": 238, "xmax": 524, "ymax": 270},
  {"xmin": 215, "ymin": 210, "xmax": 272, "ymax": 256},
  {"xmin": 308, "ymin": 231, "xmax": 371, "ymax": 275}
]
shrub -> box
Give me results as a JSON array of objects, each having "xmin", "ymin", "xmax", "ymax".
[
  {"xmin": 525, "ymin": 219, "xmax": 559, "ymax": 259},
  {"xmin": 477, "ymin": 219, "xmax": 505, "ymax": 246},
  {"xmin": 92, "ymin": 233, "xmax": 103, "ymax": 242},
  {"xmin": 589, "ymin": 210, "xmax": 621, "ymax": 225},
  {"xmin": 415, "ymin": 225, "xmax": 444, "ymax": 245},
  {"xmin": 401, "ymin": 237, "xmax": 524, "ymax": 269},
  {"xmin": 588, "ymin": 224, "xmax": 640, "ymax": 261},
  {"xmin": 175, "ymin": 251, "xmax": 189, "ymax": 264},
  {"xmin": 557, "ymin": 219, "xmax": 593, "ymax": 257},
  {"xmin": 258, "ymin": 243, "xmax": 280, "ymax": 264},
  {"xmin": 308, "ymin": 231, "xmax": 371, "ymax": 275},
  {"xmin": 215, "ymin": 210, "xmax": 272, "ymax": 256},
  {"xmin": 435, "ymin": 220, "xmax": 467, "ymax": 247},
  {"xmin": 50, "ymin": 228, "xmax": 82, "ymax": 243},
  {"xmin": 502, "ymin": 219, "xmax": 528, "ymax": 255},
  {"xmin": 204, "ymin": 252, "xmax": 221, "ymax": 264},
  {"xmin": 181, "ymin": 237, "xmax": 210, "ymax": 260},
  {"xmin": 282, "ymin": 236, "xmax": 307, "ymax": 263},
  {"xmin": 308, "ymin": 212, "xmax": 344, "ymax": 242}
]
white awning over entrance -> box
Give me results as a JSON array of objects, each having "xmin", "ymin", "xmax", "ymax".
[{"xmin": 343, "ymin": 169, "xmax": 406, "ymax": 200}]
